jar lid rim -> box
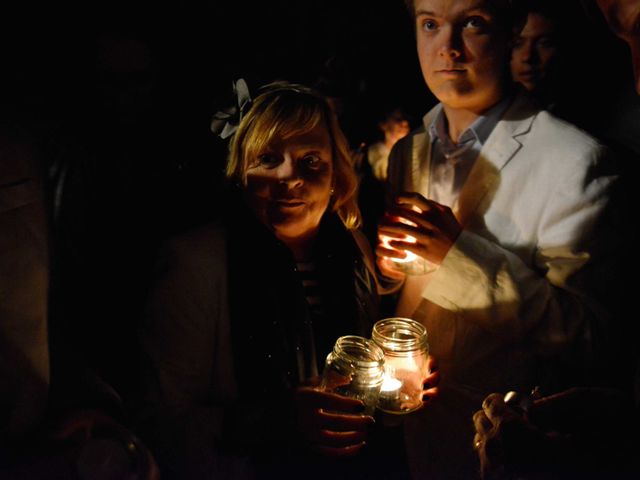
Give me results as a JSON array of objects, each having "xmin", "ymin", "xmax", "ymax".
[
  {"xmin": 371, "ymin": 318, "xmax": 428, "ymax": 352},
  {"xmin": 334, "ymin": 335, "xmax": 385, "ymax": 364}
]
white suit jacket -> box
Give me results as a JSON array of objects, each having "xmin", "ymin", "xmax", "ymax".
[{"xmin": 386, "ymin": 94, "xmax": 619, "ymax": 478}]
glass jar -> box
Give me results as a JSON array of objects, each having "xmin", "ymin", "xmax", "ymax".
[
  {"xmin": 371, "ymin": 317, "xmax": 429, "ymax": 414},
  {"xmin": 319, "ymin": 335, "xmax": 385, "ymax": 416}
]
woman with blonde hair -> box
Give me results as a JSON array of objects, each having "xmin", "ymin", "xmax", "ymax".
[{"xmin": 137, "ymin": 80, "xmax": 439, "ymax": 479}]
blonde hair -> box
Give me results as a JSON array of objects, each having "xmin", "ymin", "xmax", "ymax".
[{"xmin": 226, "ymin": 81, "xmax": 361, "ymax": 229}]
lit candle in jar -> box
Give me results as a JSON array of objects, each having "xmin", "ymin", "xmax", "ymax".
[
  {"xmin": 378, "ymin": 373, "xmax": 402, "ymax": 411},
  {"xmin": 379, "ymin": 206, "xmax": 436, "ymax": 275},
  {"xmin": 372, "ymin": 318, "xmax": 429, "ymax": 414}
]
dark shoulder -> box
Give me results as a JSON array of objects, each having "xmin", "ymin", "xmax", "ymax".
[{"xmin": 161, "ymin": 221, "xmax": 227, "ymax": 275}]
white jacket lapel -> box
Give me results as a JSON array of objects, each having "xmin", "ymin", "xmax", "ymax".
[
  {"xmin": 456, "ymin": 95, "xmax": 537, "ymax": 226},
  {"xmin": 410, "ymin": 106, "xmax": 441, "ymax": 195}
]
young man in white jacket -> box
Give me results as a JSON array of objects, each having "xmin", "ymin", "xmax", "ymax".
[{"xmin": 377, "ymin": 0, "xmax": 620, "ymax": 477}]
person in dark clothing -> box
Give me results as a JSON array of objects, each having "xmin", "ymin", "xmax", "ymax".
[{"xmin": 136, "ymin": 81, "xmax": 440, "ymax": 479}]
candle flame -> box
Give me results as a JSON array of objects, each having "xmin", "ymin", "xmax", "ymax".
[{"xmin": 380, "ymin": 374, "xmax": 402, "ymax": 392}]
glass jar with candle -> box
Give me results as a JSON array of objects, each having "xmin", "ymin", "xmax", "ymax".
[
  {"xmin": 319, "ymin": 335, "xmax": 385, "ymax": 416},
  {"xmin": 372, "ymin": 317, "xmax": 429, "ymax": 414}
]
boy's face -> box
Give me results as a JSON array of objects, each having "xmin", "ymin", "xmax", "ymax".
[
  {"xmin": 596, "ymin": 0, "xmax": 640, "ymax": 94},
  {"xmin": 413, "ymin": 0, "xmax": 511, "ymax": 112}
]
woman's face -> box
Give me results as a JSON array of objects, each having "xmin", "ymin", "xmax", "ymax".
[{"xmin": 244, "ymin": 124, "xmax": 334, "ymax": 251}]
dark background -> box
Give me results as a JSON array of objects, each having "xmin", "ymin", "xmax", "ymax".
[
  {"xmin": 3, "ymin": 0, "xmax": 636, "ymax": 153},
  {"xmin": 1, "ymin": 0, "xmax": 435, "ymax": 146}
]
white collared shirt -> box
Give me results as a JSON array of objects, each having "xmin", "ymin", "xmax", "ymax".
[{"xmin": 427, "ymin": 97, "xmax": 512, "ymax": 208}]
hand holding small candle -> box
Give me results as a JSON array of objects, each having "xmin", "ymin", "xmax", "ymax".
[{"xmin": 377, "ymin": 192, "xmax": 461, "ymax": 276}]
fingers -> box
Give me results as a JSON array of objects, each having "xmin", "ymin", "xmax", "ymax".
[
  {"xmin": 376, "ymin": 242, "xmax": 409, "ymax": 261},
  {"xmin": 297, "ymin": 387, "xmax": 367, "ymax": 414},
  {"xmin": 473, "ymin": 409, "xmax": 494, "ymax": 436},
  {"xmin": 384, "ymin": 205, "xmax": 438, "ymax": 231},
  {"xmin": 295, "ymin": 387, "xmax": 374, "ymax": 459},
  {"xmin": 375, "ymin": 256, "xmax": 406, "ymax": 281},
  {"xmin": 317, "ymin": 410, "xmax": 374, "ymax": 432},
  {"xmin": 394, "ymin": 192, "xmax": 443, "ymax": 213},
  {"xmin": 314, "ymin": 425, "xmax": 369, "ymax": 448},
  {"xmin": 308, "ymin": 430, "xmax": 367, "ymax": 450},
  {"xmin": 378, "ymin": 213, "xmax": 430, "ymax": 237},
  {"xmin": 312, "ymin": 441, "xmax": 366, "ymax": 458},
  {"xmin": 473, "ymin": 432, "xmax": 485, "ymax": 452},
  {"xmin": 421, "ymin": 385, "xmax": 439, "ymax": 403},
  {"xmin": 482, "ymin": 393, "xmax": 515, "ymax": 423},
  {"xmin": 422, "ymin": 366, "xmax": 440, "ymax": 402},
  {"xmin": 426, "ymin": 355, "xmax": 438, "ymax": 373}
]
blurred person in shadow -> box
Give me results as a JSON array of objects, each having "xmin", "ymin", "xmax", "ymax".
[
  {"xmin": 313, "ymin": 54, "xmax": 365, "ymax": 152},
  {"xmin": 0, "ymin": 118, "xmax": 50, "ymax": 461},
  {"xmin": 377, "ymin": 0, "xmax": 622, "ymax": 477},
  {"xmin": 510, "ymin": 1, "xmax": 564, "ymax": 99},
  {"xmin": 509, "ymin": 0, "xmax": 624, "ymax": 135},
  {"xmin": 590, "ymin": 0, "xmax": 640, "ymax": 157},
  {"xmin": 511, "ymin": 0, "xmax": 635, "ymax": 138},
  {"xmin": 595, "ymin": 0, "xmax": 640, "ymax": 95},
  {"xmin": 0, "ymin": 58, "xmax": 160, "ymax": 480},
  {"xmin": 45, "ymin": 21, "xmax": 188, "ymax": 418},
  {"xmin": 367, "ymin": 107, "xmax": 411, "ymax": 183},
  {"xmin": 510, "ymin": 2, "xmax": 571, "ymax": 110},
  {"xmin": 135, "ymin": 80, "xmax": 439, "ymax": 480}
]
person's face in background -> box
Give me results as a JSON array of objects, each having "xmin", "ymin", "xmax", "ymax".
[
  {"xmin": 413, "ymin": 0, "xmax": 511, "ymax": 113},
  {"xmin": 511, "ymin": 12, "xmax": 560, "ymax": 93},
  {"xmin": 381, "ymin": 112, "xmax": 411, "ymax": 146},
  {"xmin": 597, "ymin": 0, "xmax": 640, "ymax": 93},
  {"xmin": 244, "ymin": 124, "xmax": 334, "ymax": 251},
  {"xmin": 92, "ymin": 33, "xmax": 158, "ymax": 127}
]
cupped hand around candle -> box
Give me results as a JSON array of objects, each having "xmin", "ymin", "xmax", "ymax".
[
  {"xmin": 294, "ymin": 386, "xmax": 374, "ymax": 458},
  {"xmin": 377, "ymin": 192, "xmax": 461, "ymax": 267}
]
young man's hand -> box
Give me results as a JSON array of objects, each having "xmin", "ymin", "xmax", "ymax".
[{"xmin": 377, "ymin": 192, "xmax": 461, "ymax": 267}]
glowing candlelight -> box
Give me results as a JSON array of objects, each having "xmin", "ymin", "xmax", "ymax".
[
  {"xmin": 379, "ymin": 206, "xmax": 436, "ymax": 274},
  {"xmin": 373, "ymin": 318, "xmax": 430, "ymax": 414},
  {"xmin": 378, "ymin": 373, "xmax": 403, "ymax": 411},
  {"xmin": 381, "ymin": 375, "xmax": 402, "ymax": 394}
]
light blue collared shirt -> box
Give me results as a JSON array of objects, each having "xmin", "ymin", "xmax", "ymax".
[{"xmin": 427, "ymin": 96, "xmax": 512, "ymax": 208}]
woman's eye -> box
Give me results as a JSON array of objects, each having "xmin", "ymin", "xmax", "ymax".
[
  {"xmin": 464, "ymin": 16, "xmax": 487, "ymax": 29},
  {"xmin": 300, "ymin": 154, "xmax": 321, "ymax": 171},
  {"xmin": 421, "ymin": 19, "xmax": 438, "ymax": 31},
  {"xmin": 257, "ymin": 154, "xmax": 280, "ymax": 168}
]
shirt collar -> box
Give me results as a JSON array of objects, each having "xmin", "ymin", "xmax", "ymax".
[{"xmin": 427, "ymin": 95, "xmax": 513, "ymax": 150}]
